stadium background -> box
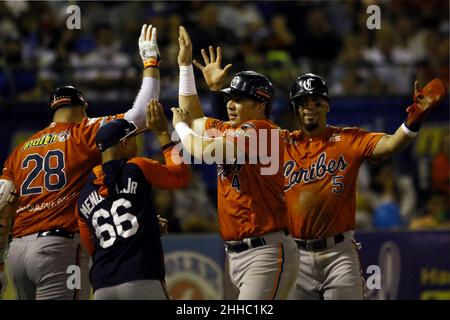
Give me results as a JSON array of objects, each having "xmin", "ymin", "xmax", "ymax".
[{"xmin": 0, "ymin": 0, "xmax": 448, "ymax": 299}]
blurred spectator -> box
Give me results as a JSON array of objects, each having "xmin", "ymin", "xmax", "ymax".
[
  {"xmin": 368, "ymin": 161, "xmax": 418, "ymax": 228},
  {"xmin": 1, "ymin": 0, "xmax": 448, "ymax": 102},
  {"xmin": 216, "ymin": 2, "xmax": 267, "ymax": 42},
  {"xmin": 70, "ymin": 23, "xmax": 136, "ymax": 101},
  {"xmin": 152, "ymin": 189, "xmax": 182, "ymax": 234},
  {"xmin": 431, "ymin": 131, "xmax": 450, "ymax": 196},
  {"xmin": 409, "ymin": 191, "xmax": 450, "ymax": 230},
  {"xmin": 355, "ymin": 163, "xmax": 374, "ymax": 230},
  {"xmin": 173, "ymin": 169, "xmax": 218, "ymax": 233},
  {"xmin": 294, "ymin": 6, "xmax": 342, "ymax": 75}
]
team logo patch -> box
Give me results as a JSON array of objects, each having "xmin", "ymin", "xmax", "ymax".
[
  {"xmin": 303, "ymin": 78, "xmax": 314, "ymax": 91},
  {"xmin": 165, "ymin": 251, "xmax": 223, "ymax": 300},
  {"xmin": 58, "ymin": 131, "xmax": 70, "ymax": 142}
]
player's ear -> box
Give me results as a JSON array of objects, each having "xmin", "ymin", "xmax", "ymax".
[{"xmin": 256, "ymin": 101, "xmax": 266, "ymax": 114}]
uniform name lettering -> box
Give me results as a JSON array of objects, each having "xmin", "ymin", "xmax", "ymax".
[
  {"xmin": 284, "ymin": 152, "xmax": 348, "ymax": 191},
  {"xmin": 115, "ymin": 178, "xmax": 138, "ymax": 195},
  {"xmin": 79, "ymin": 191, "xmax": 104, "ymax": 218}
]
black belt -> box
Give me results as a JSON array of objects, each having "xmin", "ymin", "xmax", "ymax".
[
  {"xmin": 225, "ymin": 237, "xmax": 267, "ymax": 253},
  {"xmin": 37, "ymin": 229, "xmax": 75, "ymax": 239},
  {"xmin": 295, "ymin": 233, "xmax": 345, "ymax": 251}
]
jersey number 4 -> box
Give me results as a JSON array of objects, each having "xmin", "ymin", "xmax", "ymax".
[
  {"xmin": 92, "ymin": 198, "xmax": 139, "ymax": 249},
  {"xmin": 21, "ymin": 150, "xmax": 67, "ymax": 195}
]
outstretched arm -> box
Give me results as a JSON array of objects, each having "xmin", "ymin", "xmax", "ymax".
[
  {"xmin": 132, "ymin": 99, "xmax": 191, "ymax": 189},
  {"xmin": 124, "ymin": 24, "xmax": 161, "ymax": 130},
  {"xmin": 172, "ymin": 108, "xmax": 237, "ymax": 163},
  {"xmin": 371, "ymin": 79, "xmax": 447, "ymax": 160},
  {"xmin": 178, "ymin": 26, "xmax": 205, "ymax": 121}
]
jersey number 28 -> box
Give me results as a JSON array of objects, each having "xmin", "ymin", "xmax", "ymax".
[
  {"xmin": 92, "ymin": 198, "xmax": 139, "ymax": 249},
  {"xmin": 21, "ymin": 150, "xmax": 67, "ymax": 195}
]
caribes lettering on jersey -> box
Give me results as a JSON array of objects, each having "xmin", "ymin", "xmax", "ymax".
[
  {"xmin": 284, "ymin": 152, "xmax": 348, "ymax": 191},
  {"xmin": 22, "ymin": 131, "xmax": 70, "ymax": 150}
]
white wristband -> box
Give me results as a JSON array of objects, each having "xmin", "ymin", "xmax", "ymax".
[
  {"xmin": 179, "ymin": 65, "xmax": 197, "ymax": 96},
  {"xmin": 175, "ymin": 122, "xmax": 194, "ymax": 142},
  {"xmin": 401, "ymin": 123, "xmax": 418, "ymax": 137}
]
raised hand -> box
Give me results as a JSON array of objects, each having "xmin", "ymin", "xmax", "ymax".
[
  {"xmin": 171, "ymin": 107, "xmax": 192, "ymax": 128},
  {"xmin": 193, "ymin": 46, "xmax": 232, "ymax": 91},
  {"xmin": 146, "ymin": 99, "xmax": 168, "ymax": 133},
  {"xmin": 139, "ymin": 24, "xmax": 160, "ymax": 68},
  {"xmin": 178, "ymin": 26, "xmax": 192, "ymax": 66},
  {"xmin": 406, "ymin": 79, "xmax": 447, "ymax": 130}
]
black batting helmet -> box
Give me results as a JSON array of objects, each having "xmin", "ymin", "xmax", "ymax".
[
  {"xmin": 221, "ymin": 71, "xmax": 274, "ymax": 104},
  {"xmin": 49, "ymin": 85, "xmax": 88, "ymax": 111},
  {"xmin": 290, "ymin": 73, "xmax": 329, "ymax": 113}
]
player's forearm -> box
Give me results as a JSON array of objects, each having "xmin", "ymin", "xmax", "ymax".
[
  {"xmin": 371, "ymin": 126, "xmax": 415, "ymax": 159},
  {"xmin": 124, "ymin": 69, "xmax": 160, "ymax": 130},
  {"xmin": 143, "ymin": 66, "xmax": 160, "ymax": 80},
  {"xmin": 155, "ymin": 132, "xmax": 171, "ymax": 147},
  {"xmin": 179, "ymin": 65, "xmax": 205, "ymax": 120},
  {"xmin": 175, "ymin": 123, "xmax": 235, "ymax": 163}
]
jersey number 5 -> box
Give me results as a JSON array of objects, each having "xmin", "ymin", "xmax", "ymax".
[
  {"xmin": 21, "ymin": 150, "xmax": 67, "ymax": 195},
  {"xmin": 92, "ymin": 198, "xmax": 139, "ymax": 249},
  {"xmin": 332, "ymin": 175, "xmax": 344, "ymax": 194}
]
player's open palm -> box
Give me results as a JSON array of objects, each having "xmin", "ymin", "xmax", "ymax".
[
  {"xmin": 193, "ymin": 46, "xmax": 232, "ymax": 91},
  {"xmin": 139, "ymin": 24, "xmax": 160, "ymax": 68},
  {"xmin": 146, "ymin": 99, "xmax": 168, "ymax": 134},
  {"xmin": 178, "ymin": 26, "xmax": 192, "ymax": 66}
]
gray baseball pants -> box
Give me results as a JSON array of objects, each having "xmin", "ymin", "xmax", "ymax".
[
  {"xmin": 288, "ymin": 231, "xmax": 365, "ymax": 300},
  {"xmin": 7, "ymin": 233, "xmax": 90, "ymax": 300},
  {"xmin": 93, "ymin": 280, "xmax": 169, "ymax": 300}
]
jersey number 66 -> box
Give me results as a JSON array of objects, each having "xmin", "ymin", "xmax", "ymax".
[{"xmin": 92, "ymin": 198, "xmax": 139, "ymax": 249}]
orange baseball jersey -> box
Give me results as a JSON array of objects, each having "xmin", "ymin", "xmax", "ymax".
[
  {"xmin": 1, "ymin": 115, "xmax": 123, "ymax": 237},
  {"xmin": 205, "ymin": 118, "xmax": 287, "ymax": 241},
  {"xmin": 283, "ymin": 126, "xmax": 384, "ymax": 239}
]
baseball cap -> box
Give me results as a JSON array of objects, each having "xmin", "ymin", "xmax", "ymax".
[{"xmin": 95, "ymin": 119, "xmax": 138, "ymax": 152}]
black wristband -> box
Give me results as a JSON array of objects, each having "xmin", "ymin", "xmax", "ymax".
[{"xmin": 403, "ymin": 121, "xmax": 421, "ymax": 133}]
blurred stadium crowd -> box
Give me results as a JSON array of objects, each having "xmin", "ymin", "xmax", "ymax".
[{"xmin": 0, "ymin": 0, "xmax": 449, "ymax": 233}]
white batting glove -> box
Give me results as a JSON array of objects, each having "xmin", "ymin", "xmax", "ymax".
[{"xmin": 139, "ymin": 24, "xmax": 160, "ymax": 68}]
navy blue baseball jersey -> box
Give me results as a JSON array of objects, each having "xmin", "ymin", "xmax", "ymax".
[{"xmin": 76, "ymin": 146, "xmax": 189, "ymax": 291}]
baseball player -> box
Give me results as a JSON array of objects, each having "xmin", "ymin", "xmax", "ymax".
[
  {"xmin": 284, "ymin": 74, "xmax": 447, "ymax": 300},
  {"xmin": 0, "ymin": 24, "xmax": 161, "ymax": 300},
  {"xmin": 76, "ymin": 100, "xmax": 190, "ymax": 300},
  {"xmin": 192, "ymin": 45, "xmax": 447, "ymax": 299},
  {"xmin": 174, "ymin": 26, "xmax": 298, "ymax": 300}
]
